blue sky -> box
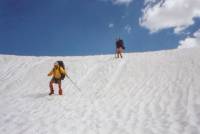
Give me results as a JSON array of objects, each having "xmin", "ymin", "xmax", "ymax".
[{"xmin": 0, "ymin": 0, "xmax": 200, "ymax": 56}]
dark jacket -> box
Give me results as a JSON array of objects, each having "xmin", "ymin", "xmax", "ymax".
[{"xmin": 116, "ymin": 39, "xmax": 125, "ymax": 49}]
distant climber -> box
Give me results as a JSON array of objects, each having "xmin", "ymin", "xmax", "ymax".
[
  {"xmin": 48, "ymin": 61, "xmax": 67, "ymax": 95},
  {"xmin": 115, "ymin": 38, "xmax": 125, "ymax": 58}
]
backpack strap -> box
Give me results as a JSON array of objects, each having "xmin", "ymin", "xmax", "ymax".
[{"xmin": 58, "ymin": 66, "xmax": 61, "ymax": 74}]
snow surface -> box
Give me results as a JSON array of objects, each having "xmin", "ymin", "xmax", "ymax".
[{"xmin": 1, "ymin": 48, "xmax": 200, "ymax": 134}]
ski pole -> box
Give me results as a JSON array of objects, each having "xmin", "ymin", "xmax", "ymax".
[{"xmin": 67, "ymin": 76, "xmax": 82, "ymax": 91}]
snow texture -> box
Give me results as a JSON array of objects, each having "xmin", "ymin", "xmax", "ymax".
[{"xmin": 1, "ymin": 48, "xmax": 200, "ymax": 134}]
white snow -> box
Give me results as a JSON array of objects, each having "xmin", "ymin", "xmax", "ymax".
[{"xmin": 1, "ymin": 48, "xmax": 200, "ymax": 134}]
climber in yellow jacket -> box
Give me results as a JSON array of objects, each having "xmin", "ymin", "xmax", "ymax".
[{"xmin": 48, "ymin": 62, "xmax": 67, "ymax": 95}]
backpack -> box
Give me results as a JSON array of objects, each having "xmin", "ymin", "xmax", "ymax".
[
  {"xmin": 116, "ymin": 39, "xmax": 125, "ymax": 50},
  {"xmin": 57, "ymin": 61, "xmax": 66, "ymax": 80}
]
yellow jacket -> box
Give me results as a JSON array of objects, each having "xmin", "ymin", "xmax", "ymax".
[{"xmin": 48, "ymin": 66, "xmax": 67, "ymax": 79}]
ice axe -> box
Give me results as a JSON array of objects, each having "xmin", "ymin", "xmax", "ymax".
[{"xmin": 66, "ymin": 75, "xmax": 82, "ymax": 92}]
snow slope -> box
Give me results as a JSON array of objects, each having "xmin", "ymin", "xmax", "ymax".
[{"xmin": 0, "ymin": 48, "xmax": 200, "ymax": 134}]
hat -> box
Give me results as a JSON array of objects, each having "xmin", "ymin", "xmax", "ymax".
[{"xmin": 54, "ymin": 62, "xmax": 59, "ymax": 66}]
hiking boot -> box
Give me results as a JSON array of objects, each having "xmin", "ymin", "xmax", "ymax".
[
  {"xmin": 59, "ymin": 89, "xmax": 63, "ymax": 95},
  {"xmin": 49, "ymin": 90, "xmax": 54, "ymax": 95}
]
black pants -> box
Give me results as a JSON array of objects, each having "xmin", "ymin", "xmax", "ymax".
[{"xmin": 51, "ymin": 77, "xmax": 61, "ymax": 84}]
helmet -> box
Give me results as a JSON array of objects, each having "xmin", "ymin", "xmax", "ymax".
[{"xmin": 54, "ymin": 62, "xmax": 59, "ymax": 66}]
